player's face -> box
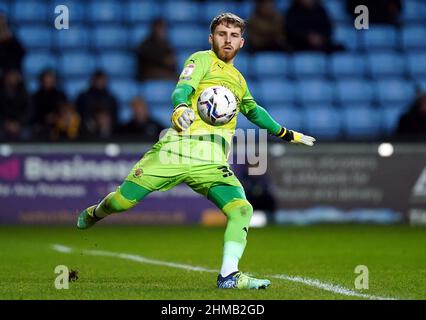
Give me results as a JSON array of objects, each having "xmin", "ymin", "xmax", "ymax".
[{"xmin": 209, "ymin": 23, "xmax": 244, "ymax": 63}]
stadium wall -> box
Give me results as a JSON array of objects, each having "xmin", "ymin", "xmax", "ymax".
[{"xmin": 0, "ymin": 143, "xmax": 425, "ymax": 225}]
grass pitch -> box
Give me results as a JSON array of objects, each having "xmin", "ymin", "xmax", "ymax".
[{"xmin": 0, "ymin": 225, "xmax": 425, "ymax": 300}]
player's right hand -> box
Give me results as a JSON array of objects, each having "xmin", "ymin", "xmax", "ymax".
[{"xmin": 171, "ymin": 104, "xmax": 195, "ymax": 132}]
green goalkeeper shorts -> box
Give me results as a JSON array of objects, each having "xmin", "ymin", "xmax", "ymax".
[{"xmin": 125, "ymin": 134, "xmax": 243, "ymax": 197}]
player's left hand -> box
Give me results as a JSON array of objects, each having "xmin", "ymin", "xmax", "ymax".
[
  {"xmin": 290, "ymin": 130, "xmax": 316, "ymax": 146},
  {"xmin": 276, "ymin": 128, "xmax": 316, "ymax": 146}
]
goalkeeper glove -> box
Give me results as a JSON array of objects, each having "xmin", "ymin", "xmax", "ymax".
[
  {"xmin": 276, "ymin": 127, "xmax": 316, "ymax": 146},
  {"xmin": 171, "ymin": 104, "xmax": 195, "ymax": 132}
]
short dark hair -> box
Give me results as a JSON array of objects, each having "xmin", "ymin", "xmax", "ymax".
[{"xmin": 210, "ymin": 13, "xmax": 246, "ymax": 35}]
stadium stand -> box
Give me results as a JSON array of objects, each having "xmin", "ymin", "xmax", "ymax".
[{"xmin": 1, "ymin": 0, "xmax": 424, "ymax": 141}]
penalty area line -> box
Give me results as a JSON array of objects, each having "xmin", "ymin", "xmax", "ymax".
[{"xmin": 51, "ymin": 243, "xmax": 398, "ymax": 300}]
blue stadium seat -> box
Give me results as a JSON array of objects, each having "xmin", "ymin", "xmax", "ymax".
[
  {"xmin": 129, "ymin": 24, "xmax": 150, "ymax": 48},
  {"xmin": 233, "ymin": 53, "xmax": 250, "ymax": 77},
  {"xmin": 292, "ymin": 53, "xmax": 327, "ymax": 78},
  {"xmin": 252, "ymin": 53, "xmax": 288, "ymax": 79},
  {"xmin": 334, "ymin": 25, "xmax": 359, "ymax": 51},
  {"xmin": 11, "ymin": 1, "xmax": 47, "ymax": 23},
  {"xmin": 376, "ymin": 79, "xmax": 416, "ymax": 104},
  {"xmin": 92, "ymin": 25, "xmax": 128, "ymax": 49},
  {"xmin": 23, "ymin": 52, "xmax": 58, "ymax": 78},
  {"xmin": 268, "ymin": 107, "xmax": 304, "ymax": 131},
  {"xmin": 407, "ymin": 53, "xmax": 426, "ymax": 79},
  {"xmin": 141, "ymin": 81, "xmax": 176, "ymax": 104},
  {"xmin": 336, "ymin": 79, "xmax": 374, "ymax": 104},
  {"xmin": 109, "ymin": 80, "xmax": 139, "ymax": 105},
  {"xmin": 60, "ymin": 52, "xmax": 96, "ymax": 77},
  {"xmin": 257, "ymin": 80, "xmax": 296, "ymax": 105},
  {"xmin": 169, "ymin": 25, "xmax": 206, "ymax": 50},
  {"xmin": 97, "ymin": 53, "xmax": 136, "ymax": 78},
  {"xmin": 276, "ymin": 0, "xmax": 292, "ymax": 12},
  {"xmin": 26, "ymin": 77, "xmax": 39, "ymax": 93},
  {"xmin": 297, "ymin": 80, "xmax": 334, "ymax": 105},
  {"xmin": 402, "ymin": 25, "xmax": 426, "ymax": 50},
  {"xmin": 177, "ymin": 51, "xmax": 195, "ymax": 70},
  {"xmin": 127, "ymin": 0, "xmax": 161, "ymax": 23},
  {"xmin": 164, "ymin": 1, "xmax": 200, "ymax": 23},
  {"xmin": 245, "ymin": 80, "xmax": 260, "ymax": 101},
  {"xmin": 323, "ymin": 0, "xmax": 350, "ymax": 22},
  {"xmin": 150, "ymin": 105, "xmax": 172, "ymax": 127},
  {"xmin": 88, "ymin": 0, "xmax": 122, "ymax": 23},
  {"xmin": 380, "ymin": 103, "xmax": 409, "ymax": 135},
  {"xmin": 303, "ymin": 105, "xmax": 342, "ymax": 139},
  {"xmin": 367, "ymin": 52, "xmax": 405, "ymax": 79},
  {"xmin": 403, "ymin": 0, "xmax": 426, "ymax": 22},
  {"xmin": 64, "ymin": 78, "xmax": 89, "ymax": 101},
  {"xmin": 202, "ymin": 2, "xmax": 238, "ymax": 23},
  {"xmin": 118, "ymin": 103, "xmax": 132, "ymax": 124},
  {"xmin": 17, "ymin": 26, "xmax": 52, "ymax": 50},
  {"xmin": 0, "ymin": 2, "xmax": 9, "ymax": 15},
  {"xmin": 236, "ymin": 113, "xmax": 256, "ymax": 130},
  {"xmin": 361, "ymin": 26, "xmax": 398, "ymax": 50},
  {"xmin": 342, "ymin": 105, "xmax": 382, "ymax": 139},
  {"xmin": 235, "ymin": 1, "xmax": 254, "ymax": 20},
  {"xmin": 56, "ymin": 25, "xmax": 89, "ymax": 50},
  {"xmin": 330, "ymin": 53, "xmax": 366, "ymax": 78},
  {"xmin": 416, "ymin": 77, "xmax": 426, "ymax": 92}
]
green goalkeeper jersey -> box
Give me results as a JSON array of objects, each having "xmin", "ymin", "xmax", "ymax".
[{"xmin": 167, "ymin": 50, "xmax": 256, "ymax": 145}]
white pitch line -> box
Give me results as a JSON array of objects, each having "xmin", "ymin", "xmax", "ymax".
[
  {"xmin": 270, "ymin": 274, "xmax": 397, "ymax": 300},
  {"xmin": 52, "ymin": 244, "xmax": 398, "ymax": 300},
  {"xmin": 52, "ymin": 244, "xmax": 74, "ymax": 253}
]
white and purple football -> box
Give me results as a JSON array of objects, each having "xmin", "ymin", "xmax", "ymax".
[{"xmin": 197, "ymin": 86, "xmax": 237, "ymax": 126}]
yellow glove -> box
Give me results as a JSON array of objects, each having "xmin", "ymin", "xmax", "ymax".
[
  {"xmin": 276, "ymin": 127, "xmax": 316, "ymax": 146},
  {"xmin": 171, "ymin": 104, "xmax": 195, "ymax": 132}
]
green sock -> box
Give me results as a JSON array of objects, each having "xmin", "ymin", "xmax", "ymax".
[{"xmin": 220, "ymin": 199, "xmax": 253, "ymax": 277}]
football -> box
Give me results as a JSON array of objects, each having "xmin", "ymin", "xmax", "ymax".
[{"xmin": 197, "ymin": 86, "xmax": 238, "ymax": 126}]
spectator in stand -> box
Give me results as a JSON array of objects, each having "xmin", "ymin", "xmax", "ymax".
[
  {"xmin": 284, "ymin": 0, "xmax": 344, "ymax": 53},
  {"xmin": 346, "ymin": 0, "xmax": 402, "ymax": 26},
  {"xmin": 76, "ymin": 70, "xmax": 119, "ymax": 134},
  {"xmin": 246, "ymin": 0, "xmax": 288, "ymax": 53},
  {"xmin": 86, "ymin": 106, "xmax": 115, "ymax": 140},
  {"xmin": 396, "ymin": 93, "xmax": 426, "ymax": 139},
  {"xmin": 49, "ymin": 101, "xmax": 81, "ymax": 141},
  {"xmin": 117, "ymin": 96, "xmax": 164, "ymax": 142},
  {"xmin": 0, "ymin": 69, "xmax": 32, "ymax": 140},
  {"xmin": 32, "ymin": 69, "xmax": 67, "ymax": 139},
  {"xmin": 0, "ymin": 13, "xmax": 25, "ymax": 76},
  {"xmin": 136, "ymin": 18, "xmax": 178, "ymax": 81}
]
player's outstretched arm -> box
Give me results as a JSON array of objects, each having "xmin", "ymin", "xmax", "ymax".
[
  {"xmin": 171, "ymin": 84, "xmax": 195, "ymax": 132},
  {"xmin": 244, "ymin": 105, "xmax": 316, "ymax": 146}
]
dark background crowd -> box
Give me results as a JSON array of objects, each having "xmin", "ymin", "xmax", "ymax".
[{"xmin": 0, "ymin": 0, "xmax": 425, "ymax": 142}]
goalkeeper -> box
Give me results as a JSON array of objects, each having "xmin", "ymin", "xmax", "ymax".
[{"xmin": 77, "ymin": 13, "xmax": 315, "ymax": 290}]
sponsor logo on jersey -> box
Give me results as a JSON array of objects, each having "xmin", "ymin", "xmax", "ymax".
[{"xmin": 182, "ymin": 64, "xmax": 195, "ymax": 76}]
